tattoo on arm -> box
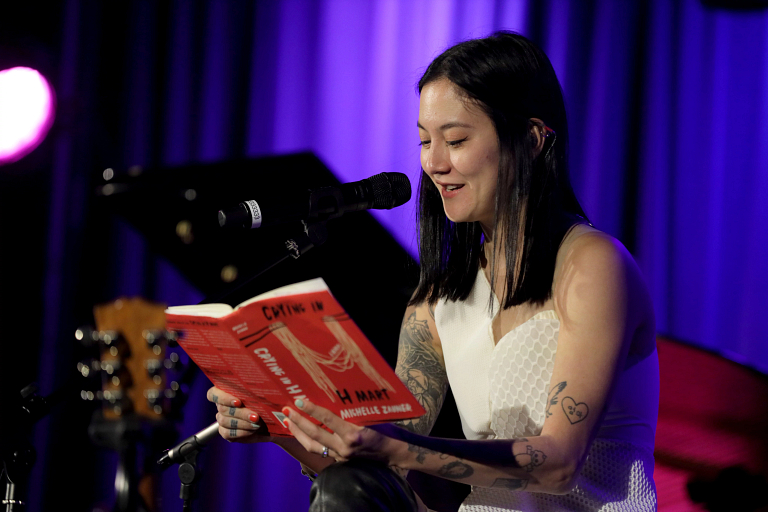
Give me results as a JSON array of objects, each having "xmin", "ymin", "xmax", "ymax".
[
  {"xmin": 394, "ymin": 311, "xmax": 448, "ymax": 436},
  {"xmin": 437, "ymin": 460, "xmax": 474, "ymax": 479},
  {"xmin": 514, "ymin": 445, "xmax": 547, "ymax": 472},
  {"xmin": 491, "ymin": 478, "xmax": 529, "ymax": 490},
  {"xmin": 546, "ymin": 381, "xmax": 566, "ymax": 418},
  {"xmin": 561, "ymin": 397, "xmax": 589, "ymax": 424},
  {"xmin": 408, "ymin": 443, "xmax": 448, "ymax": 464}
]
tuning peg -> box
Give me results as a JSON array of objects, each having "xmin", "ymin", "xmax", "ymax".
[
  {"xmin": 75, "ymin": 327, "xmax": 101, "ymax": 347},
  {"xmin": 163, "ymin": 352, "xmax": 181, "ymax": 371},
  {"xmin": 80, "ymin": 390, "xmax": 96, "ymax": 401},
  {"xmin": 143, "ymin": 329, "xmax": 163, "ymax": 346},
  {"xmin": 98, "ymin": 389, "xmax": 124, "ymax": 404},
  {"xmin": 143, "ymin": 389, "xmax": 164, "ymax": 415},
  {"xmin": 144, "ymin": 359, "xmax": 163, "ymax": 376},
  {"xmin": 99, "ymin": 360, "xmax": 122, "ymax": 375},
  {"xmin": 76, "ymin": 360, "xmax": 101, "ymax": 378},
  {"xmin": 165, "ymin": 330, "xmax": 180, "ymax": 347},
  {"xmin": 99, "ymin": 331, "xmax": 120, "ymax": 345}
]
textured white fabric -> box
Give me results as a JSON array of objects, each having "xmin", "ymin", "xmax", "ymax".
[{"xmin": 435, "ymin": 269, "xmax": 658, "ymax": 511}]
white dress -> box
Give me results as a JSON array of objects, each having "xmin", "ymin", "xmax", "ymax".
[{"xmin": 435, "ymin": 269, "xmax": 659, "ymax": 511}]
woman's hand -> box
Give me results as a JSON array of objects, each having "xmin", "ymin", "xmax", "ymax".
[
  {"xmin": 207, "ymin": 386, "xmax": 270, "ymax": 443},
  {"xmin": 282, "ymin": 398, "xmax": 400, "ymax": 465}
]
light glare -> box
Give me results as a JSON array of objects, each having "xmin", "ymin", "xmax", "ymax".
[{"xmin": 0, "ymin": 67, "xmax": 56, "ymax": 165}]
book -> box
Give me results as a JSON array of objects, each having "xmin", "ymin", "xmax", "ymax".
[{"xmin": 166, "ymin": 278, "xmax": 425, "ymax": 437}]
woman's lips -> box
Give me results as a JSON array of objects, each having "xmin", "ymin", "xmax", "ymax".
[{"xmin": 439, "ymin": 183, "xmax": 464, "ymax": 198}]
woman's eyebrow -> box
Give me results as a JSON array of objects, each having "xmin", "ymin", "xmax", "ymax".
[{"xmin": 417, "ymin": 121, "xmax": 474, "ymax": 131}]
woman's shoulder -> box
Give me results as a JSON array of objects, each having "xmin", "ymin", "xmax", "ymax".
[
  {"xmin": 555, "ymin": 224, "xmax": 636, "ymax": 280},
  {"xmin": 553, "ymin": 225, "xmax": 654, "ymax": 329}
]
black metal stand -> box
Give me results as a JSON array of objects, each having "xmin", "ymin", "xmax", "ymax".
[
  {"xmin": 1, "ymin": 443, "xmax": 34, "ymax": 512},
  {"xmin": 178, "ymin": 450, "xmax": 199, "ymax": 512},
  {"xmin": 201, "ymin": 221, "xmax": 328, "ymax": 304},
  {"xmin": 88, "ymin": 412, "xmax": 176, "ymax": 512}
]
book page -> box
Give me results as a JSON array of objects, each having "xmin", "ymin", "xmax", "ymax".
[
  {"xmin": 235, "ymin": 277, "xmax": 328, "ymax": 309},
  {"xmin": 164, "ymin": 303, "xmax": 233, "ymax": 318}
]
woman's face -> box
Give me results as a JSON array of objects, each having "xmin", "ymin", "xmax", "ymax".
[{"xmin": 418, "ymin": 78, "xmax": 500, "ymax": 232}]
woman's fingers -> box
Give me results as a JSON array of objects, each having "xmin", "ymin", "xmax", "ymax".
[
  {"xmin": 206, "ymin": 386, "xmax": 242, "ymax": 407},
  {"xmin": 216, "ymin": 403, "xmax": 260, "ymax": 424},
  {"xmin": 294, "ymin": 398, "xmax": 352, "ymax": 436},
  {"xmin": 215, "ymin": 412, "xmax": 261, "ymax": 432},
  {"xmin": 283, "ymin": 399, "xmax": 362, "ymax": 459},
  {"xmin": 217, "ymin": 424, "xmax": 260, "ymax": 441}
]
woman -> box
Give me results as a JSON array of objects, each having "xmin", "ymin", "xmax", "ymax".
[{"xmin": 208, "ymin": 32, "xmax": 659, "ymax": 511}]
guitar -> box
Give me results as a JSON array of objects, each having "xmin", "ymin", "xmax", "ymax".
[{"xmin": 77, "ymin": 297, "xmax": 186, "ymax": 512}]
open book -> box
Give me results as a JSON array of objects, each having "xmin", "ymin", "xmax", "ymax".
[{"xmin": 166, "ymin": 279, "xmax": 424, "ymax": 437}]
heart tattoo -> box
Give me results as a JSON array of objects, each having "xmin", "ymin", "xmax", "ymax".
[{"xmin": 561, "ymin": 397, "xmax": 589, "ymax": 424}]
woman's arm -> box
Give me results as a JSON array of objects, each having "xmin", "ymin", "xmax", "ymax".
[
  {"xmin": 283, "ymin": 232, "xmax": 653, "ymax": 494},
  {"xmin": 392, "ymin": 300, "xmax": 448, "ymax": 437}
]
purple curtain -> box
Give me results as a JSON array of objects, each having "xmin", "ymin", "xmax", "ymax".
[{"xmin": 23, "ymin": 0, "xmax": 768, "ymax": 510}]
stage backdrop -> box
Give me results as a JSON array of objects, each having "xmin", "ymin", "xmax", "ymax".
[{"xmin": 20, "ymin": 0, "xmax": 768, "ymax": 510}]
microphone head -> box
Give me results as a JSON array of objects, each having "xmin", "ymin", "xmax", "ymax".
[{"xmin": 369, "ymin": 172, "xmax": 412, "ymax": 209}]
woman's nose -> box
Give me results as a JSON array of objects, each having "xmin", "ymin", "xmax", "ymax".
[{"xmin": 423, "ymin": 144, "xmax": 450, "ymax": 175}]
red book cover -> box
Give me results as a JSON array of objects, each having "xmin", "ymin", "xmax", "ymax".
[{"xmin": 166, "ymin": 279, "xmax": 424, "ymax": 437}]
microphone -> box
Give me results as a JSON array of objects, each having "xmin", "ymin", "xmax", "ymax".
[
  {"xmin": 217, "ymin": 172, "xmax": 411, "ymax": 230},
  {"xmin": 157, "ymin": 421, "xmax": 220, "ymax": 467}
]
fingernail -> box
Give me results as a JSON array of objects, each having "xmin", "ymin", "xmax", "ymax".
[
  {"xmin": 232, "ymin": 399, "xmax": 242, "ymax": 407},
  {"xmin": 251, "ymin": 422, "xmax": 260, "ymax": 429},
  {"xmin": 294, "ymin": 398, "xmax": 304, "ymax": 409},
  {"xmin": 282, "ymin": 407, "xmax": 291, "ymax": 417},
  {"xmin": 249, "ymin": 413, "xmax": 259, "ymax": 422}
]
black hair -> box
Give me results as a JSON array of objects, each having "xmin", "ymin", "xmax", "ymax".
[{"xmin": 410, "ymin": 31, "xmax": 587, "ymax": 309}]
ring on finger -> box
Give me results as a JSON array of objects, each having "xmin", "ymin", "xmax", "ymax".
[{"xmin": 322, "ymin": 446, "xmax": 329, "ymax": 458}]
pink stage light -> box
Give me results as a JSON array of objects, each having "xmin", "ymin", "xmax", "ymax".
[{"xmin": 0, "ymin": 66, "xmax": 56, "ymax": 166}]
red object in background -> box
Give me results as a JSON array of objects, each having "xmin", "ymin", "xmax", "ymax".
[{"xmin": 654, "ymin": 337, "xmax": 768, "ymax": 511}]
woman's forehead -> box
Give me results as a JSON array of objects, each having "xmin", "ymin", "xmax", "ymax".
[{"xmin": 418, "ymin": 79, "xmax": 486, "ymax": 129}]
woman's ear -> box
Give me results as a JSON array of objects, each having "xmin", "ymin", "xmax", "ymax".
[{"xmin": 528, "ymin": 118, "xmax": 547, "ymax": 158}]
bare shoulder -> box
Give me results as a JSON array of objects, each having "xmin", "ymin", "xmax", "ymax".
[{"xmin": 553, "ymin": 226, "xmax": 654, "ymax": 336}]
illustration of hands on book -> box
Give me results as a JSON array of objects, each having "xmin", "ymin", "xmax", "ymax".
[{"xmin": 166, "ymin": 278, "xmax": 425, "ymax": 437}]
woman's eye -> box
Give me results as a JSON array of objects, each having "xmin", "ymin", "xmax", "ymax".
[
  {"xmin": 447, "ymin": 137, "xmax": 467, "ymax": 147},
  {"xmin": 419, "ymin": 140, "xmax": 431, "ymax": 147}
]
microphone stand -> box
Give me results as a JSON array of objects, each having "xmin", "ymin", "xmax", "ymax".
[
  {"xmin": 158, "ymin": 221, "xmax": 329, "ymax": 511},
  {"xmin": 2, "ymin": 379, "xmax": 76, "ymax": 512}
]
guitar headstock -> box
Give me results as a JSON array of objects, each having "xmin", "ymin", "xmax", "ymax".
[{"xmin": 78, "ymin": 297, "xmax": 184, "ymax": 420}]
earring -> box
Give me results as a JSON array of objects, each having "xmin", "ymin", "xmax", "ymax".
[{"xmin": 543, "ymin": 126, "xmax": 556, "ymax": 159}]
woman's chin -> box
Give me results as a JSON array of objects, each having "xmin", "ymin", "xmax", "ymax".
[{"xmin": 444, "ymin": 211, "xmax": 473, "ymax": 224}]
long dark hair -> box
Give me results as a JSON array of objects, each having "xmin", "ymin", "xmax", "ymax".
[{"xmin": 410, "ymin": 31, "xmax": 587, "ymax": 309}]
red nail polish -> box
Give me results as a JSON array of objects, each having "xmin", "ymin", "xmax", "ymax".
[
  {"xmin": 249, "ymin": 413, "xmax": 258, "ymax": 422},
  {"xmin": 282, "ymin": 407, "xmax": 290, "ymax": 417},
  {"xmin": 232, "ymin": 399, "xmax": 242, "ymax": 407}
]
